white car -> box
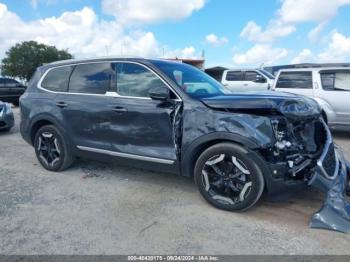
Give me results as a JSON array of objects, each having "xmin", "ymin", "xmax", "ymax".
[
  {"xmin": 273, "ymin": 68, "xmax": 350, "ymax": 129},
  {"xmin": 221, "ymin": 69, "xmax": 275, "ymax": 92}
]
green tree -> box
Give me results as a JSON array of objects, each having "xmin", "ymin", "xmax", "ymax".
[{"xmin": 1, "ymin": 41, "xmax": 73, "ymax": 81}]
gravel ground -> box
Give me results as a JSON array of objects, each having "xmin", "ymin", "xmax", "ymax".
[{"xmin": 0, "ymin": 107, "xmax": 350, "ymax": 255}]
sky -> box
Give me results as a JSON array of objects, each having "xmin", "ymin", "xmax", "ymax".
[{"xmin": 0, "ymin": 0, "xmax": 350, "ymax": 68}]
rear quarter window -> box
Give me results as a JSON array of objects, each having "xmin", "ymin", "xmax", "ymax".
[
  {"xmin": 276, "ymin": 71, "xmax": 313, "ymax": 89},
  {"xmin": 41, "ymin": 66, "xmax": 73, "ymax": 92}
]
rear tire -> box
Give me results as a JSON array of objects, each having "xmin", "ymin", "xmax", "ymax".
[
  {"xmin": 194, "ymin": 143, "xmax": 265, "ymax": 211},
  {"xmin": 34, "ymin": 125, "xmax": 74, "ymax": 171}
]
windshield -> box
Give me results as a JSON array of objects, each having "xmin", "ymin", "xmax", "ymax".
[
  {"xmin": 259, "ymin": 69, "xmax": 275, "ymax": 80},
  {"xmin": 152, "ymin": 60, "xmax": 226, "ymax": 98}
]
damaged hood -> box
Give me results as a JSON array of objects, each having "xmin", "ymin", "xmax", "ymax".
[{"xmin": 201, "ymin": 91, "xmax": 321, "ymax": 121}]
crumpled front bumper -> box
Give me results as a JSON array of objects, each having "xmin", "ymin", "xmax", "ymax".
[{"xmin": 308, "ymin": 145, "xmax": 350, "ymax": 233}]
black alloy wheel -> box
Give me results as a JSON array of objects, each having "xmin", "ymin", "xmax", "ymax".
[
  {"xmin": 34, "ymin": 125, "xmax": 73, "ymax": 171},
  {"xmin": 194, "ymin": 143, "xmax": 265, "ymax": 211}
]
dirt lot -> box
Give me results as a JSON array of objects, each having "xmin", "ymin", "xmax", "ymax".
[{"xmin": 1, "ymin": 107, "xmax": 350, "ymax": 255}]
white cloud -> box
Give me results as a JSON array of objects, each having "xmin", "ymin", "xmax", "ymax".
[
  {"xmin": 308, "ymin": 22, "xmax": 327, "ymax": 42},
  {"xmin": 291, "ymin": 49, "xmax": 313, "ymax": 64},
  {"xmin": 101, "ymin": 0, "xmax": 205, "ymax": 24},
  {"xmin": 240, "ymin": 0, "xmax": 350, "ymax": 44},
  {"xmin": 317, "ymin": 31, "xmax": 350, "ymax": 62},
  {"xmin": 232, "ymin": 44, "xmax": 288, "ymax": 66},
  {"xmin": 240, "ymin": 20, "xmax": 295, "ymax": 43},
  {"xmin": 163, "ymin": 46, "xmax": 200, "ymax": 59},
  {"xmin": 205, "ymin": 34, "xmax": 228, "ymax": 47},
  {"xmin": 278, "ymin": 0, "xmax": 350, "ymax": 23},
  {"xmin": 0, "ymin": 3, "xmax": 202, "ymax": 60}
]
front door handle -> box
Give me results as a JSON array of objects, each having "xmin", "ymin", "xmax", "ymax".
[
  {"xmin": 56, "ymin": 101, "xmax": 68, "ymax": 108},
  {"xmin": 112, "ymin": 106, "xmax": 127, "ymax": 113}
]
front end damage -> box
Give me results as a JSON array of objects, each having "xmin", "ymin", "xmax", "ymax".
[
  {"xmin": 199, "ymin": 92, "xmax": 350, "ymax": 232},
  {"xmin": 267, "ymin": 116, "xmax": 350, "ymax": 233}
]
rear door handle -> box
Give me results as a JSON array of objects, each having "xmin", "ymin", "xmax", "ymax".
[
  {"xmin": 111, "ymin": 106, "xmax": 127, "ymax": 113},
  {"xmin": 56, "ymin": 101, "xmax": 68, "ymax": 108}
]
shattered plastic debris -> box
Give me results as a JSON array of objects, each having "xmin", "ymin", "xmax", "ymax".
[{"xmin": 309, "ymin": 150, "xmax": 350, "ymax": 233}]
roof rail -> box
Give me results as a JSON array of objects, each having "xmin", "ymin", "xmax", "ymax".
[{"xmin": 47, "ymin": 55, "xmax": 145, "ymax": 65}]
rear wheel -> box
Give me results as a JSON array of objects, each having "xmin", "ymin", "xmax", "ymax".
[
  {"xmin": 194, "ymin": 143, "xmax": 265, "ymax": 211},
  {"xmin": 34, "ymin": 125, "xmax": 74, "ymax": 171}
]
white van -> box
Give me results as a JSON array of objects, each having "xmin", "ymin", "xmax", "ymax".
[
  {"xmin": 221, "ymin": 69, "xmax": 275, "ymax": 92},
  {"xmin": 273, "ymin": 68, "xmax": 350, "ymax": 129}
]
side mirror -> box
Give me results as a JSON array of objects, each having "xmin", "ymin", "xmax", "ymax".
[
  {"xmin": 149, "ymin": 85, "xmax": 170, "ymax": 101},
  {"xmin": 255, "ymin": 75, "xmax": 267, "ymax": 83}
]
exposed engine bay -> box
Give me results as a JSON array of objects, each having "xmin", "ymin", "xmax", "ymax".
[{"xmin": 266, "ymin": 116, "xmax": 327, "ymax": 182}]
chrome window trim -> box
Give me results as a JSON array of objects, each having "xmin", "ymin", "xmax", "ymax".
[
  {"xmin": 77, "ymin": 145, "xmax": 175, "ymax": 165},
  {"xmin": 37, "ymin": 60, "xmax": 182, "ymax": 101}
]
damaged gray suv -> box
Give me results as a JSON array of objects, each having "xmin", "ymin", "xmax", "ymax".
[{"xmin": 20, "ymin": 57, "xmax": 350, "ymax": 232}]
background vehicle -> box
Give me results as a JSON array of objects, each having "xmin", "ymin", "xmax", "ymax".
[
  {"xmin": 273, "ymin": 68, "xmax": 350, "ymax": 129},
  {"xmin": 221, "ymin": 69, "xmax": 275, "ymax": 92},
  {"xmin": 0, "ymin": 101, "xmax": 14, "ymax": 131},
  {"xmin": 0, "ymin": 77, "xmax": 26, "ymax": 106},
  {"xmin": 20, "ymin": 57, "xmax": 346, "ymax": 213}
]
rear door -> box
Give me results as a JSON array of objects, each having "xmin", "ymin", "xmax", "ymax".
[
  {"xmin": 318, "ymin": 70, "xmax": 350, "ymax": 125},
  {"xmin": 274, "ymin": 71, "xmax": 314, "ymax": 97},
  {"xmin": 41, "ymin": 63, "xmax": 116, "ymax": 151}
]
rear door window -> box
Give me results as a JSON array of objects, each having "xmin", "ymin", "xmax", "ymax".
[
  {"xmin": 321, "ymin": 71, "xmax": 350, "ymax": 91},
  {"xmin": 276, "ymin": 71, "xmax": 312, "ymax": 89},
  {"xmin": 69, "ymin": 63, "xmax": 113, "ymax": 94},
  {"xmin": 41, "ymin": 66, "xmax": 73, "ymax": 92},
  {"xmin": 225, "ymin": 71, "xmax": 242, "ymax": 81}
]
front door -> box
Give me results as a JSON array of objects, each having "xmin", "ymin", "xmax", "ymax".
[
  {"xmin": 107, "ymin": 62, "xmax": 179, "ymax": 162},
  {"xmin": 243, "ymin": 71, "xmax": 268, "ymax": 91}
]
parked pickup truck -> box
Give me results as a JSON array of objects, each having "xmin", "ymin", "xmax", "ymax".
[
  {"xmin": 0, "ymin": 77, "xmax": 26, "ymax": 106},
  {"xmin": 221, "ymin": 69, "xmax": 275, "ymax": 92},
  {"xmin": 272, "ymin": 68, "xmax": 350, "ymax": 129}
]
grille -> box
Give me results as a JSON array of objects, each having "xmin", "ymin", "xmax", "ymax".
[{"xmin": 0, "ymin": 121, "xmax": 6, "ymax": 127}]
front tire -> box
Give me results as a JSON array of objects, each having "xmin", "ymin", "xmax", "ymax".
[
  {"xmin": 34, "ymin": 125, "xmax": 74, "ymax": 171},
  {"xmin": 194, "ymin": 143, "xmax": 265, "ymax": 211}
]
